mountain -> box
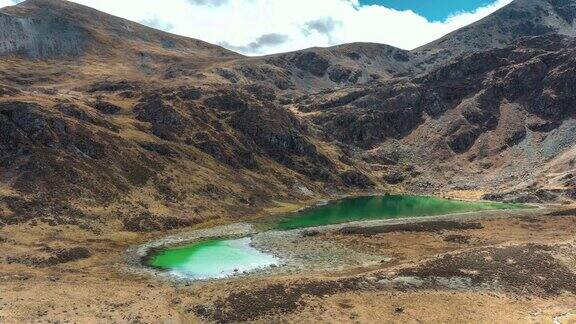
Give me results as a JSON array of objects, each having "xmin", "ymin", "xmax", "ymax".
[
  {"xmin": 0, "ymin": 0, "xmax": 239, "ymax": 90},
  {"xmin": 227, "ymin": 0, "xmax": 576, "ymax": 92},
  {"xmin": 301, "ymin": 33, "xmax": 576, "ymax": 197},
  {"xmin": 0, "ymin": 0, "xmax": 375, "ymax": 232},
  {"xmin": 0, "ymin": 0, "xmax": 238, "ymax": 59},
  {"xmin": 411, "ymin": 0, "xmax": 576, "ymax": 69},
  {"xmin": 0, "ymin": 0, "xmax": 575, "ymax": 233}
]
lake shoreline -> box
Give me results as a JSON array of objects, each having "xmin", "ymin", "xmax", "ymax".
[{"xmin": 126, "ymin": 197, "xmax": 544, "ymax": 283}]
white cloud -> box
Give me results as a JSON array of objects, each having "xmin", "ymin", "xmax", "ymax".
[
  {"xmin": 0, "ymin": 0, "xmax": 20, "ymax": 8},
  {"xmin": 139, "ymin": 16, "xmax": 175, "ymax": 32},
  {"xmin": 0, "ymin": 0, "xmax": 512, "ymax": 55}
]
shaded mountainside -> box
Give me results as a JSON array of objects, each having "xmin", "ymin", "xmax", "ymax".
[
  {"xmin": 0, "ymin": 83, "xmax": 375, "ymax": 232},
  {"xmin": 0, "ymin": 0, "xmax": 575, "ymax": 233}
]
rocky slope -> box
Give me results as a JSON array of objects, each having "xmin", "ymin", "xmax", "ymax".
[
  {"xmin": 412, "ymin": 0, "xmax": 576, "ymax": 70},
  {"xmin": 0, "ymin": 0, "xmax": 574, "ymax": 234},
  {"xmin": 300, "ymin": 34, "xmax": 576, "ymax": 201},
  {"xmin": 0, "ymin": 0, "xmax": 237, "ymax": 60}
]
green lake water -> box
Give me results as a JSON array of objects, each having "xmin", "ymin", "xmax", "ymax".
[
  {"xmin": 149, "ymin": 237, "xmax": 278, "ymax": 279},
  {"xmin": 147, "ymin": 195, "xmax": 527, "ymax": 279},
  {"xmin": 275, "ymin": 195, "xmax": 527, "ymax": 230}
]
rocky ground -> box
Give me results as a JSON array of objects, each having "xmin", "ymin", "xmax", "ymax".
[{"xmin": 1, "ymin": 202, "xmax": 576, "ymax": 323}]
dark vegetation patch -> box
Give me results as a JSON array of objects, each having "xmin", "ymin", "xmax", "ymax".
[
  {"xmin": 6, "ymin": 246, "xmax": 91, "ymax": 267},
  {"xmin": 300, "ymin": 230, "xmax": 320, "ymax": 237},
  {"xmin": 122, "ymin": 212, "xmax": 199, "ymax": 232},
  {"xmin": 443, "ymin": 234, "xmax": 471, "ymax": 244},
  {"xmin": 86, "ymin": 80, "xmax": 139, "ymax": 93},
  {"xmin": 399, "ymin": 244, "xmax": 576, "ymax": 297},
  {"xmin": 90, "ymin": 100, "xmax": 122, "ymax": 115},
  {"xmin": 338, "ymin": 221, "xmax": 483, "ymax": 236},
  {"xmin": 547, "ymin": 208, "xmax": 576, "ymax": 217},
  {"xmin": 0, "ymin": 196, "xmax": 96, "ymax": 230},
  {"xmin": 192, "ymin": 279, "xmax": 359, "ymax": 322}
]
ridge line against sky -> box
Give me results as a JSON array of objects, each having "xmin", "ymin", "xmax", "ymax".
[{"xmin": 1, "ymin": 0, "xmax": 513, "ymax": 55}]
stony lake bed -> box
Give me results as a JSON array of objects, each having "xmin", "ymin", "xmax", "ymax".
[{"xmin": 132, "ymin": 195, "xmax": 531, "ymax": 282}]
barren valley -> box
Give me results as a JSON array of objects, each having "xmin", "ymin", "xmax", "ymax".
[{"xmin": 0, "ymin": 0, "xmax": 576, "ymax": 323}]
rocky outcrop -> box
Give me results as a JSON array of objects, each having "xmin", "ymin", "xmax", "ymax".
[
  {"xmin": 307, "ymin": 34, "xmax": 576, "ymax": 153},
  {"xmin": 90, "ymin": 101, "xmax": 121, "ymax": 115},
  {"xmin": 229, "ymin": 104, "xmax": 335, "ymax": 180},
  {"xmin": 340, "ymin": 170, "xmax": 374, "ymax": 189},
  {"xmin": 204, "ymin": 90, "xmax": 249, "ymax": 111},
  {"xmin": 412, "ymin": 0, "xmax": 576, "ymax": 70},
  {"xmin": 0, "ymin": 10, "xmax": 85, "ymax": 58},
  {"xmin": 134, "ymin": 95, "xmax": 186, "ymax": 139}
]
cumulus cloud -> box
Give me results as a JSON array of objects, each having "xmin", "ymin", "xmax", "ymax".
[
  {"xmin": 0, "ymin": 0, "xmax": 513, "ymax": 56},
  {"xmin": 220, "ymin": 33, "xmax": 289, "ymax": 54},
  {"xmin": 187, "ymin": 0, "xmax": 227, "ymax": 6},
  {"xmin": 302, "ymin": 17, "xmax": 343, "ymax": 44}
]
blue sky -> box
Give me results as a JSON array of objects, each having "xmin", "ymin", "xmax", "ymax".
[
  {"xmin": 360, "ymin": 0, "xmax": 496, "ymax": 21},
  {"xmin": 361, "ymin": 0, "xmax": 498, "ymax": 21},
  {"xmin": 0, "ymin": 0, "xmax": 512, "ymax": 55}
]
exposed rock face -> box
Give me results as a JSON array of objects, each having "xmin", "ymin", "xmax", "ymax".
[
  {"xmin": 204, "ymin": 90, "xmax": 249, "ymax": 111},
  {"xmin": 0, "ymin": 10, "xmax": 85, "ymax": 58},
  {"xmin": 340, "ymin": 170, "xmax": 374, "ymax": 189},
  {"xmin": 134, "ymin": 95, "xmax": 185, "ymax": 139},
  {"xmin": 228, "ymin": 103, "xmax": 335, "ymax": 181},
  {"xmin": 232, "ymin": 42, "xmax": 415, "ymax": 92},
  {"xmin": 306, "ymin": 34, "xmax": 576, "ymax": 151},
  {"xmin": 292, "ymin": 52, "xmax": 331, "ymax": 77}
]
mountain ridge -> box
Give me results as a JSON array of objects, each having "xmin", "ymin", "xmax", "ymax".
[
  {"xmin": 2, "ymin": 0, "xmax": 575, "ymax": 91},
  {"xmin": 0, "ymin": 0, "xmax": 574, "ymax": 233},
  {"xmin": 0, "ymin": 0, "xmax": 239, "ymax": 62}
]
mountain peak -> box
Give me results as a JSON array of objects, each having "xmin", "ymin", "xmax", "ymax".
[
  {"xmin": 0, "ymin": 0, "xmax": 240, "ymax": 60},
  {"xmin": 411, "ymin": 0, "xmax": 576, "ymax": 69}
]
